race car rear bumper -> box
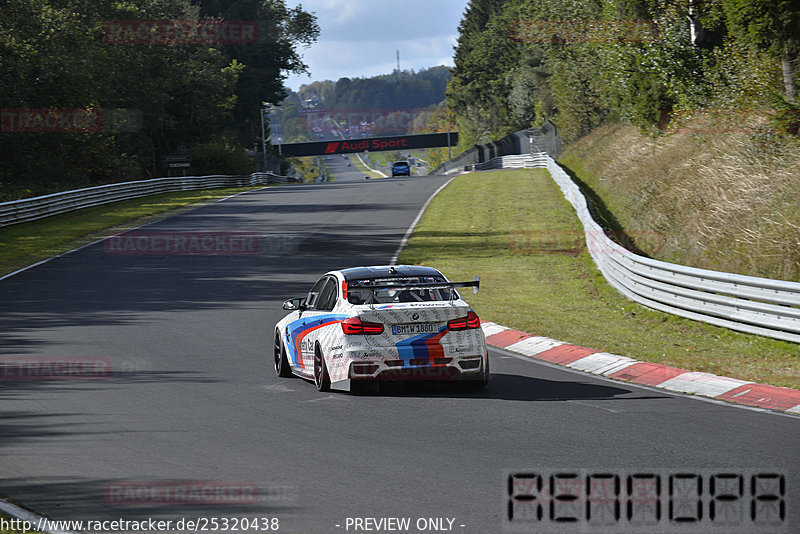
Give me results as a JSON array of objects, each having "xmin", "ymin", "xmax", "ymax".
[{"xmin": 329, "ymin": 350, "xmax": 487, "ymax": 391}]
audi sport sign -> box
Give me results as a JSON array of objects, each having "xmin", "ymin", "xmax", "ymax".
[{"xmin": 279, "ymin": 132, "xmax": 458, "ymax": 157}]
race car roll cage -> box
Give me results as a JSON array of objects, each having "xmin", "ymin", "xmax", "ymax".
[
  {"xmin": 352, "ymin": 276, "xmax": 480, "ymax": 307},
  {"xmin": 282, "ymin": 276, "xmax": 480, "ymax": 312}
]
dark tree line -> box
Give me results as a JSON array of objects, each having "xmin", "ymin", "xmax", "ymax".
[
  {"xmin": 275, "ymin": 66, "xmax": 452, "ymax": 142},
  {"xmin": 317, "ymin": 66, "xmax": 452, "ymax": 110},
  {"xmin": 0, "ymin": 0, "xmax": 318, "ymax": 201}
]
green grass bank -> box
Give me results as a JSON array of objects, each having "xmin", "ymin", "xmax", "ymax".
[{"xmin": 398, "ymin": 170, "xmax": 800, "ymax": 389}]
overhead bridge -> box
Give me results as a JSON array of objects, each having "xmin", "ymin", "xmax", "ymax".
[{"xmin": 278, "ymin": 132, "xmax": 458, "ymax": 157}]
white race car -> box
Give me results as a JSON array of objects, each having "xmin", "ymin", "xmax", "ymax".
[{"xmin": 273, "ymin": 265, "xmax": 489, "ymax": 392}]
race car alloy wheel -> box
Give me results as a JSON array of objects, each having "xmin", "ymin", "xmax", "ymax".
[
  {"xmin": 274, "ymin": 332, "xmax": 292, "ymax": 378},
  {"xmin": 314, "ymin": 345, "xmax": 331, "ymax": 392}
]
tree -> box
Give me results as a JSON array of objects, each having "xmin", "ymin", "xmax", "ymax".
[
  {"xmin": 447, "ymin": 0, "xmax": 520, "ymax": 144},
  {"xmin": 722, "ymin": 0, "xmax": 800, "ymax": 100},
  {"xmin": 0, "ymin": 0, "xmax": 318, "ymax": 200},
  {"xmin": 197, "ymin": 0, "xmax": 320, "ymax": 141}
]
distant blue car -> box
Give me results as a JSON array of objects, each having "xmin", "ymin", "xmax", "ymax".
[{"xmin": 391, "ymin": 161, "xmax": 411, "ymax": 177}]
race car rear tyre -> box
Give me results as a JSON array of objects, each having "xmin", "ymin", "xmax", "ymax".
[
  {"xmin": 274, "ymin": 332, "xmax": 292, "ymax": 378},
  {"xmin": 314, "ymin": 346, "xmax": 331, "ymax": 392}
]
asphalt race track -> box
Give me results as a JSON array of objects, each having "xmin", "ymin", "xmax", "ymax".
[
  {"xmin": 1, "ymin": 175, "xmax": 799, "ymax": 534},
  {"xmin": 321, "ymin": 153, "xmax": 366, "ymax": 182}
]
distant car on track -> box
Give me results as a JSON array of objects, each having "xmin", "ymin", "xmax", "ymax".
[
  {"xmin": 273, "ymin": 265, "xmax": 488, "ymax": 392},
  {"xmin": 391, "ymin": 161, "xmax": 411, "ymax": 177}
]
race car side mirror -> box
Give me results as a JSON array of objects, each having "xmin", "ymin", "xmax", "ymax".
[{"xmin": 283, "ymin": 298, "xmax": 305, "ymax": 311}]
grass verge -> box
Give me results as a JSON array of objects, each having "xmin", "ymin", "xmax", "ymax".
[
  {"xmin": 0, "ymin": 186, "xmax": 267, "ymax": 277},
  {"xmin": 351, "ymin": 153, "xmax": 385, "ymax": 179},
  {"xmin": 398, "ymin": 169, "xmax": 800, "ymax": 390}
]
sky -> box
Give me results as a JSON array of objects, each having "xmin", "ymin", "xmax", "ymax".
[{"xmin": 284, "ymin": 0, "xmax": 469, "ymax": 91}]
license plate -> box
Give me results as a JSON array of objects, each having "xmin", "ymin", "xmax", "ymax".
[{"xmin": 392, "ymin": 323, "xmax": 438, "ymax": 335}]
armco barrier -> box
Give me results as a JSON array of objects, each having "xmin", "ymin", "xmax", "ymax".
[
  {"xmin": 539, "ymin": 154, "xmax": 800, "ymax": 343},
  {"xmin": 432, "ymin": 121, "xmax": 560, "ymax": 175},
  {"xmin": 456, "ymin": 153, "xmax": 800, "ymax": 344},
  {"xmin": 473, "ymin": 154, "xmax": 548, "ymax": 170},
  {"xmin": 0, "ymin": 173, "xmax": 290, "ymax": 227}
]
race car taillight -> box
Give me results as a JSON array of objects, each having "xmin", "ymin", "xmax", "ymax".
[
  {"xmin": 448, "ymin": 311, "xmax": 480, "ymax": 330},
  {"xmin": 341, "ymin": 317, "xmax": 384, "ymax": 335}
]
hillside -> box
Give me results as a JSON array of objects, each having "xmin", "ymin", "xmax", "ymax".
[
  {"xmin": 446, "ymin": 0, "xmax": 799, "ymax": 161},
  {"xmin": 298, "ymin": 66, "xmax": 451, "ymax": 110},
  {"xmin": 278, "ymin": 67, "xmax": 451, "ymax": 144},
  {"xmin": 559, "ymin": 122, "xmax": 800, "ymax": 282}
]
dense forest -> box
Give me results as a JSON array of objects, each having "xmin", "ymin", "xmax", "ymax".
[
  {"xmin": 0, "ymin": 0, "xmax": 318, "ymax": 201},
  {"xmin": 447, "ymin": 0, "xmax": 800, "ymax": 148},
  {"xmin": 299, "ymin": 66, "xmax": 451, "ymax": 110}
]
